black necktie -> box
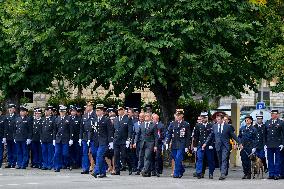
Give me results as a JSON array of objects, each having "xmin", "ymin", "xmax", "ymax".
[{"xmin": 218, "ymin": 124, "xmax": 221, "ymax": 133}]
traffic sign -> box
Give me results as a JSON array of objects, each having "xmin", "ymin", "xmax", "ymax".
[{"xmin": 256, "ymin": 102, "xmax": 265, "ymax": 110}]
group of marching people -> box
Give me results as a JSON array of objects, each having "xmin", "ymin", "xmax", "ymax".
[{"xmin": 1, "ymin": 101, "xmax": 284, "ymax": 180}]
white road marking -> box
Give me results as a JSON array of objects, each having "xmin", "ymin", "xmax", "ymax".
[
  {"xmin": 6, "ymin": 184, "xmax": 20, "ymax": 186},
  {"xmin": 25, "ymin": 183, "xmax": 39, "ymax": 185}
]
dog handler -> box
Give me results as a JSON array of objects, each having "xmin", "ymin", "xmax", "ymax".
[{"xmin": 238, "ymin": 115, "xmax": 258, "ymax": 179}]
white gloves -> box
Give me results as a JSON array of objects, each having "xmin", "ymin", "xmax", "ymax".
[
  {"xmin": 14, "ymin": 139, "xmax": 16, "ymax": 143},
  {"xmin": 53, "ymin": 140, "xmax": 56, "ymax": 146},
  {"xmin": 252, "ymin": 148, "xmax": 256, "ymax": 154},
  {"xmin": 209, "ymin": 146, "xmax": 214, "ymax": 150},
  {"xmin": 165, "ymin": 144, "xmax": 169, "ymax": 150},
  {"xmin": 2, "ymin": 138, "xmax": 6, "ymax": 144},
  {"xmin": 279, "ymin": 145, "xmax": 284, "ymax": 151},
  {"xmin": 185, "ymin": 148, "xmax": 189, "ymax": 153},
  {"xmin": 69, "ymin": 140, "xmax": 73, "ymax": 146},
  {"xmin": 78, "ymin": 139, "xmax": 82, "ymax": 146},
  {"xmin": 126, "ymin": 140, "xmax": 130, "ymax": 148},
  {"xmin": 26, "ymin": 139, "xmax": 32, "ymax": 145},
  {"xmin": 87, "ymin": 140, "xmax": 90, "ymax": 146},
  {"xmin": 264, "ymin": 145, "xmax": 267, "ymax": 151},
  {"xmin": 109, "ymin": 142, "xmax": 113, "ymax": 149},
  {"xmin": 40, "ymin": 140, "xmax": 42, "ymax": 144},
  {"xmin": 193, "ymin": 147, "xmax": 197, "ymax": 152}
]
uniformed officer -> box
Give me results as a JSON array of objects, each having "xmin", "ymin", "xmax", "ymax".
[
  {"xmin": 40, "ymin": 105, "xmax": 56, "ymax": 170},
  {"xmin": 239, "ymin": 115, "xmax": 258, "ymax": 179},
  {"xmin": 151, "ymin": 113, "xmax": 165, "ymax": 177},
  {"xmin": 14, "ymin": 106, "xmax": 32, "ymax": 169},
  {"xmin": 112, "ymin": 106, "xmax": 133, "ymax": 175},
  {"xmin": 254, "ymin": 113, "xmax": 268, "ymax": 173},
  {"xmin": 69, "ymin": 105, "xmax": 81, "ymax": 169},
  {"xmin": 31, "ymin": 108, "xmax": 43, "ymax": 168},
  {"xmin": 134, "ymin": 112, "xmax": 158, "ymax": 177},
  {"xmin": 80, "ymin": 101, "xmax": 97, "ymax": 174},
  {"xmin": 133, "ymin": 112, "xmax": 145, "ymax": 174},
  {"xmin": 193, "ymin": 112, "xmax": 215, "ymax": 179},
  {"xmin": 264, "ymin": 109, "xmax": 284, "ymax": 180},
  {"xmin": 53, "ymin": 105, "xmax": 73, "ymax": 172},
  {"xmin": 166, "ymin": 109, "xmax": 191, "ymax": 178},
  {"xmin": 91, "ymin": 104, "xmax": 113, "ymax": 178},
  {"xmin": 128, "ymin": 108, "xmax": 139, "ymax": 124},
  {"xmin": 3, "ymin": 104, "xmax": 17, "ymax": 168},
  {"xmin": 0, "ymin": 107, "xmax": 5, "ymax": 168}
]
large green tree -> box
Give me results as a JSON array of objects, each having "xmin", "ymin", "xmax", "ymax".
[
  {"xmin": 0, "ymin": 1, "xmax": 60, "ymax": 106},
  {"xmin": 2, "ymin": 0, "xmax": 283, "ymax": 124},
  {"xmin": 74, "ymin": 0, "xmax": 283, "ymax": 124}
]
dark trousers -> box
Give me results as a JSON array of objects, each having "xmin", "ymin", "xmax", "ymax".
[
  {"xmin": 267, "ymin": 148, "xmax": 281, "ymax": 177},
  {"xmin": 240, "ymin": 148, "xmax": 252, "ymax": 175},
  {"xmin": 41, "ymin": 142, "xmax": 54, "ymax": 169},
  {"xmin": 139, "ymin": 142, "xmax": 154, "ymax": 174},
  {"xmin": 281, "ymin": 150, "xmax": 284, "ymax": 176},
  {"xmin": 31, "ymin": 141, "xmax": 42, "ymax": 167},
  {"xmin": 136, "ymin": 142, "xmax": 143, "ymax": 171},
  {"xmin": 53, "ymin": 143, "xmax": 69, "ymax": 170},
  {"xmin": 0, "ymin": 142, "xmax": 3, "ymax": 167},
  {"xmin": 129, "ymin": 147, "xmax": 138, "ymax": 171},
  {"xmin": 16, "ymin": 141, "xmax": 29, "ymax": 168},
  {"xmin": 69, "ymin": 142, "xmax": 81, "ymax": 167},
  {"xmin": 6, "ymin": 140, "xmax": 17, "ymax": 166},
  {"xmin": 152, "ymin": 143, "xmax": 163, "ymax": 174},
  {"xmin": 114, "ymin": 143, "xmax": 128, "ymax": 172},
  {"xmin": 196, "ymin": 147, "xmax": 215, "ymax": 176},
  {"xmin": 216, "ymin": 146, "xmax": 230, "ymax": 176}
]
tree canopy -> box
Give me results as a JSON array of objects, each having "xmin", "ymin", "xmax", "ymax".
[{"xmin": 0, "ymin": 0, "xmax": 283, "ymax": 123}]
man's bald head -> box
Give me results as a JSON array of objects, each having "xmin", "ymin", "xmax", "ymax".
[{"xmin": 152, "ymin": 113, "xmax": 159, "ymax": 123}]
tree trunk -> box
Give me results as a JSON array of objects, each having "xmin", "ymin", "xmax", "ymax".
[
  {"xmin": 77, "ymin": 84, "xmax": 83, "ymax": 98},
  {"xmin": 151, "ymin": 82, "xmax": 181, "ymax": 126}
]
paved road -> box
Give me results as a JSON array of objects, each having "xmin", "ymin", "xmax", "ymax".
[{"xmin": 0, "ymin": 166, "xmax": 283, "ymax": 189}]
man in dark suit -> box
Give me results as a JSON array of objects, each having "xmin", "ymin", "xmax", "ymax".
[
  {"xmin": 111, "ymin": 106, "xmax": 133, "ymax": 175},
  {"xmin": 133, "ymin": 112, "xmax": 145, "ymax": 174},
  {"xmin": 264, "ymin": 109, "xmax": 284, "ymax": 180},
  {"xmin": 40, "ymin": 106, "xmax": 56, "ymax": 170},
  {"xmin": 31, "ymin": 108, "xmax": 43, "ymax": 169},
  {"xmin": 203, "ymin": 114, "xmax": 239, "ymax": 180},
  {"xmin": 166, "ymin": 109, "xmax": 191, "ymax": 178},
  {"xmin": 68, "ymin": 105, "xmax": 82, "ymax": 169},
  {"xmin": 151, "ymin": 113, "xmax": 165, "ymax": 177},
  {"xmin": 80, "ymin": 101, "xmax": 97, "ymax": 174},
  {"xmin": 134, "ymin": 112, "xmax": 158, "ymax": 177},
  {"xmin": 3, "ymin": 104, "xmax": 17, "ymax": 168},
  {"xmin": 14, "ymin": 106, "xmax": 33, "ymax": 169},
  {"xmin": 91, "ymin": 104, "xmax": 113, "ymax": 178},
  {"xmin": 53, "ymin": 105, "xmax": 73, "ymax": 172}
]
